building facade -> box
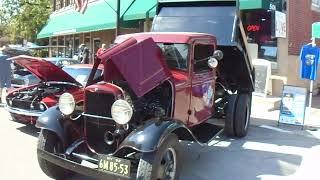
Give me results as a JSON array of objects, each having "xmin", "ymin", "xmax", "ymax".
[
  {"xmin": 240, "ymin": 0, "xmax": 320, "ymax": 96},
  {"xmin": 38, "ymin": 0, "xmax": 155, "ymax": 62},
  {"xmin": 38, "ymin": 0, "xmax": 320, "ymax": 96}
]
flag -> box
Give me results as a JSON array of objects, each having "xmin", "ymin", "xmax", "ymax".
[{"xmin": 74, "ymin": 0, "xmax": 88, "ymax": 13}]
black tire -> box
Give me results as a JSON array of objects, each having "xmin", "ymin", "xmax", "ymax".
[
  {"xmin": 136, "ymin": 134, "xmax": 181, "ymax": 180},
  {"xmin": 37, "ymin": 130, "xmax": 70, "ymax": 180},
  {"xmin": 225, "ymin": 94, "xmax": 237, "ymax": 137},
  {"xmin": 234, "ymin": 93, "xmax": 252, "ymax": 137}
]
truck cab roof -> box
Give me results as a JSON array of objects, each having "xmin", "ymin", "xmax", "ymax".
[{"xmin": 115, "ymin": 32, "xmax": 217, "ymax": 44}]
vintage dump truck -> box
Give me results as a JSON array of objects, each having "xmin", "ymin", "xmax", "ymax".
[{"xmin": 36, "ymin": 0, "xmax": 254, "ymax": 180}]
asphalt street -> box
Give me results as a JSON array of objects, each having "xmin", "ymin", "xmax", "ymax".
[{"xmin": 0, "ymin": 105, "xmax": 320, "ymax": 180}]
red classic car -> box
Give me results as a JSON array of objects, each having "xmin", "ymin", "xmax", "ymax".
[{"xmin": 5, "ymin": 55, "xmax": 103, "ymax": 124}]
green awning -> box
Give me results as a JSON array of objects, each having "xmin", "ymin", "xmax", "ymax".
[
  {"xmin": 122, "ymin": 0, "xmax": 157, "ymax": 21},
  {"xmin": 37, "ymin": 0, "xmax": 134, "ymax": 38},
  {"xmin": 240, "ymin": 0, "xmax": 282, "ymax": 10}
]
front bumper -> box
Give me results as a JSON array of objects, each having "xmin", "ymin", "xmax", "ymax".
[
  {"xmin": 5, "ymin": 106, "xmax": 43, "ymax": 117},
  {"xmin": 37, "ymin": 149, "xmax": 134, "ymax": 180}
]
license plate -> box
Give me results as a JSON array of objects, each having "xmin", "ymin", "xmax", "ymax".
[{"xmin": 98, "ymin": 155, "xmax": 131, "ymax": 177}]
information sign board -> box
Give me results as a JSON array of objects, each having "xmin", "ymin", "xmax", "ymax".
[{"xmin": 279, "ymin": 85, "xmax": 307, "ymax": 126}]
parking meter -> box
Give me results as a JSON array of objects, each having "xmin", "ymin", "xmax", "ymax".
[{"xmin": 299, "ymin": 44, "xmax": 320, "ymax": 80}]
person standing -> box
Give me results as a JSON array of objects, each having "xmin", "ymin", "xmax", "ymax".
[
  {"xmin": 82, "ymin": 46, "xmax": 90, "ymax": 64},
  {"xmin": 0, "ymin": 46, "xmax": 12, "ymax": 104},
  {"xmin": 96, "ymin": 43, "xmax": 107, "ymax": 56}
]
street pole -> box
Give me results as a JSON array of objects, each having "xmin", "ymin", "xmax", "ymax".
[
  {"xmin": 308, "ymin": 37, "xmax": 316, "ymax": 123},
  {"xmin": 116, "ymin": 0, "xmax": 120, "ymax": 36}
]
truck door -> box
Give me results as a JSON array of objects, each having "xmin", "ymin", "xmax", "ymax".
[{"xmin": 188, "ymin": 43, "xmax": 217, "ymax": 126}]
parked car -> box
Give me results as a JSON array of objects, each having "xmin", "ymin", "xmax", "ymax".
[
  {"xmin": 6, "ymin": 55, "xmax": 103, "ymax": 124},
  {"xmin": 36, "ymin": 1, "xmax": 254, "ymax": 179},
  {"xmin": 11, "ymin": 57, "xmax": 80, "ymax": 88}
]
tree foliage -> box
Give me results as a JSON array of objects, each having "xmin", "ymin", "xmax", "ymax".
[{"xmin": 1, "ymin": 0, "xmax": 51, "ymax": 43}]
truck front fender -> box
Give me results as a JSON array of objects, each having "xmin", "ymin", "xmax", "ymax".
[
  {"xmin": 35, "ymin": 106, "xmax": 65, "ymax": 144},
  {"xmin": 117, "ymin": 118, "xmax": 195, "ymax": 153}
]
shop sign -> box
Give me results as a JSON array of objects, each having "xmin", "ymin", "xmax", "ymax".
[
  {"xmin": 274, "ymin": 11, "xmax": 286, "ymax": 38},
  {"xmin": 279, "ymin": 85, "xmax": 307, "ymax": 126},
  {"xmin": 240, "ymin": 0, "xmax": 282, "ymax": 11},
  {"xmin": 247, "ymin": 24, "xmax": 261, "ymax": 32}
]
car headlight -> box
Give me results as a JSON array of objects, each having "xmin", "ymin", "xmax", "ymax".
[
  {"xmin": 111, "ymin": 99, "xmax": 133, "ymax": 125},
  {"xmin": 58, "ymin": 93, "xmax": 75, "ymax": 115}
]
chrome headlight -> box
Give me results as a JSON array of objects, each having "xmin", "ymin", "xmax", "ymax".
[
  {"xmin": 111, "ymin": 99, "xmax": 133, "ymax": 125},
  {"xmin": 58, "ymin": 93, "xmax": 75, "ymax": 115}
]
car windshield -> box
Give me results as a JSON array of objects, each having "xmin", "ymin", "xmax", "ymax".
[
  {"xmin": 63, "ymin": 67, "xmax": 102, "ymax": 86},
  {"xmin": 157, "ymin": 43, "xmax": 189, "ymax": 70}
]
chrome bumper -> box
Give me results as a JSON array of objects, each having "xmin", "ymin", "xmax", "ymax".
[{"xmin": 5, "ymin": 106, "xmax": 43, "ymax": 117}]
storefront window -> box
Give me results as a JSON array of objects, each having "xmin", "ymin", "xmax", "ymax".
[
  {"xmin": 58, "ymin": 36, "xmax": 65, "ymax": 57},
  {"xmin": 258, "ymin": 41, "xmax": 278, "ymax": 62},
  {"xmin": 51, "ymin": 37, "xmax": 58, "ymax": 57},
  {"xmin": 243, "ymin": 9, "xmax": 278, "ymax": 62},
  {"xmin": 312, "ymin": 0, "xmax": 320, "ymax": 11},
  {"xmin": 74, "ymin": 35, "xmax": 80, "ymax": 56},
  {"xmin": 65, "ymin": 36, "xmax": 73, "ymax": 58}
]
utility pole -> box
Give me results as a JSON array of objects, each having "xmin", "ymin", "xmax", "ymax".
[{"xmin": 116, "ymin": 0, "xmax": 120, "ymax": 36}]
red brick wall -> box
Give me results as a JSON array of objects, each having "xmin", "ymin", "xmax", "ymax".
[{"xmin": 288, "ymin": 0, "xmax": 320, "ymax": 55}]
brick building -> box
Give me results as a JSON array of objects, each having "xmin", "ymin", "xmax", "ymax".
[
  {"xmin": 240, "ymin": 0, "xmax": 320, "ymax": 96},
  {"xmin": 274, "ymin": 0, "xmax": 320, "ymax": 96}
]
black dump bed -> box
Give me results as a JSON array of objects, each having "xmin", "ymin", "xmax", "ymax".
[{"xmin": 152, "ymin": 0, "xmax": 255, "ymax": 92}]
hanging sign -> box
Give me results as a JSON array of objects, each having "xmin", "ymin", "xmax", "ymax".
[
  {"xmin": 274, "ymin": 11, "xmax": 286, "ymax": 38},
  {"xmin": 279, "ymin": 85, "xmax": 307, "ymax": 126}
]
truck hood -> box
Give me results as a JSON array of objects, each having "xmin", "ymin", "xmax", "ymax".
[
  {"xmin": 99, "ymin": 37, "xmax": 171, "ymax": 97},
  {"xmin": 9, "ymin": 55, "xmax": 81, "ymax": 86}
]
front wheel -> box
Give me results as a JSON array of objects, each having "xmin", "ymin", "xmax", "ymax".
[
  {"xmin": 136, "ymin": 134, "xmax": 181, "ymax": 180},
  {"xmin": 37, "ymin": 130, "xmax": 71, "ymax": 180}
]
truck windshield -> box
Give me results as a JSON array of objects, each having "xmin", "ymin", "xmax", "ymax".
[
  {"xmin": 152, "ymin": 6, "xmax": 237, "ymax": 46},
  {"xmin": 157, "ymin": 43, "xmax": 189, "ymax": 71}
]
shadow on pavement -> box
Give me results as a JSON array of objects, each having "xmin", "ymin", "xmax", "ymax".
[
  {"xmin": 179, "ymin": 118, "xmax": 320, "ymax": 180},
  {"xmin": 60, "ymin": 117, "xmax": 320, "ymax": 180},
  {"xmin": 16, "ymin": 124, "xmax": 40, "ymax": 138}
]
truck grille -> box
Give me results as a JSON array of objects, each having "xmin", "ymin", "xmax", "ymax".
[
  {"xmin": 86, "ymin": 117, "xmax": 116, "ymax": 154},
  {"xmin": 84, "ymin": 91, "xmax": 118, "ymax": 153},
  {"xmin": 85, "ymin": 91, "xmax": 115, "ymax": 117}
]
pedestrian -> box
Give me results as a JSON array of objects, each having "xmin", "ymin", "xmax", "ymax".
[
  {"xmin": 82, "ymin": 46, "xmax": 90, "ymax": 64},
  {"xmin": 0, "ymin": 46, "xmax": 12, "ymax": 104},
  {"xmin": 96, "ymin": 43, "xmax": 107, "ymax": 56},
  {"xmin": 78, "ymin": 44, "xmax": 85, "ymax": 62}
]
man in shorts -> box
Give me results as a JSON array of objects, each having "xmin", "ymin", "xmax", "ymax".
[{"xmin": 0, "ymin": 46, "xmax": 12, "ymax": 104}]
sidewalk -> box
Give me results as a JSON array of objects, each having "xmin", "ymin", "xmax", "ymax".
[{"xmin": 251, "ymin": 94, "xmax": 320, "ymax": 128}]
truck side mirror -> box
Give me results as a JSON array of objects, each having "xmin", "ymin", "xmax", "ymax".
[{"xmin": 213, "ymin": 50, "xmax": 223, "ymax": 61}]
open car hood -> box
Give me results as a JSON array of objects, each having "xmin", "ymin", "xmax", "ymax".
[
  {"xmin": 98, "ymin": 37, "xmax": 171, "ymax": 97},
  {"xmin": 9, "ymin": 55, "xmax": 81, "ymax": 86}
]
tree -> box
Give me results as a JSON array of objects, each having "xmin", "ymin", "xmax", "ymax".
[{"xmin": 1, "ymin": 0, "xmax": 51, "ymax": 43}]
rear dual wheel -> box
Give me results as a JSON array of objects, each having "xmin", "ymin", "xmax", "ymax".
[{"xmin": 225, "ymin": 93, "xmax": 252, "ymax": 138}]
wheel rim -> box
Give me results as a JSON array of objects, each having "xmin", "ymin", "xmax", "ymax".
[{"xmin": 157, "ymin": 148, "xmax": 177, "ymax": 180}]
